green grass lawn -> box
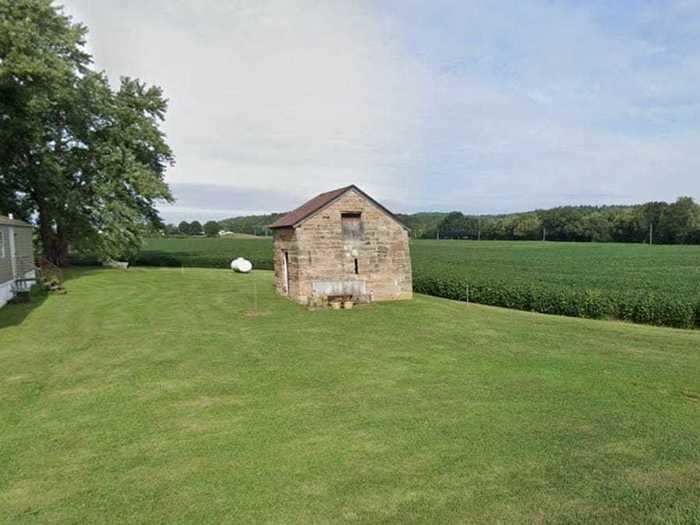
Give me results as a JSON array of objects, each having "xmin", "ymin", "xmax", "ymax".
[
  {"xmin": 133, "ymin": 237, "xmax": 700, "ymax": 328},
  {"xmin": 1, "ymin": 268, "xmax": 699, "ymax": 523}
]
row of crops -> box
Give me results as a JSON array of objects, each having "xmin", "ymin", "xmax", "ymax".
[
  {"xmin": 80, "ymin": 237, "xmax": 700, "ymax": 329},
  {"xmin": 70, "ymin": 237, "xmax": 276, "ymax": 271},
  {"xmin": 133, "ymin": 238, "xmax": 275, "ymax": 271},
  {"xmin": 412, "ymin": 272, "xmax": 700, "ymax": 329},
  {"xmin": 411, "ymin": 241, "xmax": 700, "ymax": 329}
]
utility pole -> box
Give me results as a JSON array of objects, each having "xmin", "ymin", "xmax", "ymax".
[
  {"xmin": 477, "ymin": 216, "xmax": 481, "ymax": 241},
  {"xmin": 649, "ymin": 223, "xmax": 653, "ymax": 246},
  {"xmin": 542, "ymin": 226, "xmax": 547, "ymax": 241}
]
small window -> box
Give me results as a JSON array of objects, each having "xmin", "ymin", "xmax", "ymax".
[
  {"xmin": 354, "ymin": 258, "xmax": 359, "ymax": 274},
  {"xmin": 341, "ymin": 212, "xmax": 362, "ymax": 240}
]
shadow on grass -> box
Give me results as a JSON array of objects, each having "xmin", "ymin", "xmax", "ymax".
[
  {"xmin": 0, "ymin": 287, "xmax": 49, "ymax": 329},
  {"xmin": 0, "ymin": 267, "xmax": 106, "ymax": 330}
]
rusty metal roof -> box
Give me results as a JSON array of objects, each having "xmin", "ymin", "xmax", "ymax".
[
  {"xmin": 269, "ymin": 185, "xmax": 408, "ymax": 230},
  {"xmin": 268, "ymin": 185, "xmax": 352, "ymax": 228},
  {"xmin": 0, "ymin": 215, "xmax": 32, "ymax": 228}
]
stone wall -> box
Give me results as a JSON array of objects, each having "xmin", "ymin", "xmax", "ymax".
[
  {"xmin": 272, "ymin": 226, "xmax": 301, "ymax": 299},
  {"xmin": 272, "ymin": 188, "xmax": 412, "ymax": 304}
]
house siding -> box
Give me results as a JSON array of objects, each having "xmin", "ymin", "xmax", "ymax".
[
  {"xmin": 0, "ymin": 225, "xmax": 13, "ymax": 284},
  {"xmin": 13, "ymin": 227, "xmax": 35, "ymax": 275},
  {"xmin": 0, "ymin": 222, "xmax": 35, "ymax": 308}
]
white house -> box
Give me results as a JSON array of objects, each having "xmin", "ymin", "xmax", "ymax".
[{"xmin": 0, "ymin": 215, "xmax": 36, "ymax": 308}]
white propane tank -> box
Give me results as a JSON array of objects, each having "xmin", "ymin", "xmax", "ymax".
[{"xmin": 230, "ymin": 257, "xmax": 253, "ymax": 273}]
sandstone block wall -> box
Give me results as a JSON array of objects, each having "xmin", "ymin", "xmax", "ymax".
[{"xmin": 272, "ymin": 188, "xmax": 412, "ymax": 304}]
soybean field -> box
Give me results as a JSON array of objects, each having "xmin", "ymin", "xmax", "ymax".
[
  {"xmin": 132, "ymin": 237, "xmax": 700, "ymax": 328},
  {"xmin": 411, "ymin": 240, "xmax": 700, "ymax": 328},
  {"xmin": 134, "ymin": 236, "xmax": 275, "ymax": 270}
]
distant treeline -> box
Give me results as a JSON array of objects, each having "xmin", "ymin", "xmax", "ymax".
[
  {"xmin": 162, "ymin": 215, "xmax": 282, "ymax": 237},
  {"xmin": 167, "ymin": 196, "xmax": 700, "ymax": 244},
  {"xmin": 406, "ymin": 197, "xmax": 699, "ymax": 244},
  {"xmin": 219, "ymin": 214, "xmax": 283, "ymax": 236}
]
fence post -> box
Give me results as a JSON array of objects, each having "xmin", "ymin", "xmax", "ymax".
[{"xmin": 253, "ymin": 281, "xmax": 258, "ymax": 312}]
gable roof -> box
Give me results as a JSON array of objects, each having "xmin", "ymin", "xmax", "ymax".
[
  {"xmin": 269, "ymin": 186, "xmax": 352, "ymax": 229},
  {"xmin": 0, "ymin": 215, "xmax": 32, "ymax": 228},
  {"xmin": 269, "ymin": 185, "xmax": 408, "ymax": 230}
]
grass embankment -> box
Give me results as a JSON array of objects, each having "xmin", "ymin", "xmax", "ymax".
[
  {"xmin": 1, "ymin": 268, "xmax": 699, "ymax": 523},
  {"xmin": 128, "ymin": 237, "xmax": 700, "ymax": 328}
]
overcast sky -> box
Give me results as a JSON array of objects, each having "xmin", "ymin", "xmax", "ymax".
[{"xmin": 62, "ymin": 0, "xmax": 700, "ymax": 222}]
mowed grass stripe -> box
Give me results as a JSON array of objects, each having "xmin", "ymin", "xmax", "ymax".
[{"xmin": 1, "ymin": 268, "xmax": 699, "ymax": 523}]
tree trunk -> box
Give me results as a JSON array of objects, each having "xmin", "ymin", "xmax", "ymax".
[
  {"xmin": 47, "ymin": 235, "xmax": 69, "ymax": 267},
  {"xmin": 37, "ymin": 203, "xmax": 69, "ymax": 267}
]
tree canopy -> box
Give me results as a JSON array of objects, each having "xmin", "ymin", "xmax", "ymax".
[
  {"xmin": 204, "ymin": 197, "xmax": 700, "ymax": 245},
  {"xmin": 0, "ymin": 0, "xmax": 174, "ymax": 265},
  {"xmin": 203, "ymin": 220, "xmax": 220, "ymax": 236}
]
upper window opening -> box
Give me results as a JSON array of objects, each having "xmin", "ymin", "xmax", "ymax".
[{"xmin": 341, "ymin": 212, "xmax": 363, "ymax": 240}]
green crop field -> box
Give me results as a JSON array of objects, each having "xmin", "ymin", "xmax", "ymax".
[
  {"xmin": 1, "ymin": 268, "xmax": 699, "ymax": 523},
  {"xmin": 411, "ymin": 241, "xmax": 700, "ymax": 329},
  {"xmin": 133, "ymin": 236, "xmax": 276, "ymax": 270},
  {"xmin": 412, "ymin": 240, "xmax": 700, "ymax": 297},
  {"xmin": 129, "ymin": 237, "xmax": 700, "ymax": 328}
]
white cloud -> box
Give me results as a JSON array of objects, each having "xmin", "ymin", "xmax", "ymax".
[{"xmin": 61, "ymin": 0, "xmax": 700, "ymax": 220}]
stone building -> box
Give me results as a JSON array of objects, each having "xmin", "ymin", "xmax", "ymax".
[{"xmin": 269, "ymin": 185, "xmax": 412, "ymax": 305}]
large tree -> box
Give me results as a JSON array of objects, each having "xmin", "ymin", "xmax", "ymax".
[
  {"xmin": 637, "ymin": 201, "xmax": 668, "ymax": 243},
  {"xmin": 658, "ymin": 196, "xmax": 698, "ymax": 244},
  {"xmin": 438, "ymin": 212, "xmax": 468, "ymax": 239},
  {"xmin": 203, "ymin": 220, "xmax": 220, "ymax": 237},
  {"xmin": 0, "ymin": 0, "xmax": 174, "ymax": 265}
]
